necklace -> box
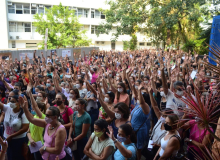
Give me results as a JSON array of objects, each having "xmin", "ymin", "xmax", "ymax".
[{"xmin": 49, "ymin": 124, "xmax": 58, "ymax": 130}]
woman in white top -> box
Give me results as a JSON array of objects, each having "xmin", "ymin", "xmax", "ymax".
[
  {"xmin": 154, "ymin": 114, "xmax": 180, "ymax": 160},
  {"xmin": 0, "ymin": 90, "xmax": 29, "ymax": 160},
  {"xmin": 148, "ymin": 87, "xmax": 174, "ymax": 159},
  {"xmin": 84, "ymin": 119, "xmax": 115, "ymax": 160},
  {"xmin": 68, "ymin": 88, "xmax": 80, "ymax": 110}
]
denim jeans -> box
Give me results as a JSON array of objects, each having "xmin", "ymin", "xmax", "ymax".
[
  {"xmin": 88, "ymin": 108, "xmax": 99, "ymax": 133},
  {"xmin": 33, "ymin": 151, "xmax": 43, "ymax": 160},
  {"xmin": 72, "ymin": 137, "xmax": 88, "ymax": 160},
  {"xmin": 6, "ymin": 136, "xmax": 27, "ymax": 160}
]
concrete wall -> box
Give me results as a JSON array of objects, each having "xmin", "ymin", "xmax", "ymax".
[{"xmin": 0, "ymin": 47, "xmax": 99, "ymax": 62}]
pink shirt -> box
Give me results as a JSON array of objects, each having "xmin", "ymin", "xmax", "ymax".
[
  {"xmin": 114, "ymin": 93, "xmax": 130, "ymax": 107},
  {"xmin": 188, "ymin": 120, "xmax": 213, "ymax": 156},
  {"xmin": 91, "ymin": 72, "xmax": 99, "ymax": 83},
  {"xmin": 54, "ymin": 105, "xmax": 73, "ymax": 124},
  {"xmin": 42, "ymin": 124, "xmax": 66, "ymax": 160}
]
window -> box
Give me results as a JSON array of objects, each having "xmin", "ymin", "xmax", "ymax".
[
  {"xmin": 139, "ymin": 42, "xmax": 145, "ymax": 46},
  {"xmin": 38, "ymin": 5, "xmax": 44, "ymax": 14},
  {"xmin": 83, "ymin": 9, "xmax": 88, "ymax": 18},
  {"xmin": 8, "ymin": 4, "xmax": 15, "ymax": 13},
  {"xmin": 78, "ymin": 8, "xmax": 83, "ymax": 16},
  {"xmin": 91, "ymin": 10, "xmax": 94, "ymax": 18},
  {"xmin": 17, "ymin": 22, "xmax": 23, "ymax": 32},
  {"xmin": 24, "ymin": 23, "xmax": 31, "ymax": 32},
  {"xmin": 95, "ymin": 10, "xmax": 100, "ymax": 18},
  {"xmin": 9, "ymin": 22, "xmax": 16, "ymax": 32},
  {"xmin": 31, "ymin": 6, "xmax": 37, "ymax": 14},
  {"xmin": 91, "ymin": 25, "xmax": 95, "ymax": 34},
  {"xmin": 101, "ymin": 12, "xmax": 105, "ymax": 19},
  {"xmin": 23, "ymin": 4, "xmax": 30, "ymax": 14},
  {"xmin": 45, "ymin": 6, "xmax": 51, "ymax": 14},
  {"xmin": 74, "ymin": 9, "xmax": 78, "ymax": 16},
  {"xmin": 12, "ymin": 41, "xmax": 16, "ymax": 48},
  {"xmin": 147, "ymin": 42, "xmax": 151, "ymax": 46},
  {"xmin": 26, "ymin": 43, "xmax": 37, "ymax": 48},
  {"xmin": 16, "ymin": 4, "xmax": 23, "ymax": 14}
]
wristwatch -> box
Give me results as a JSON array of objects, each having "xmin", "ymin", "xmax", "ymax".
[
  {"xmin": 43, "ymin": 146, "xmax": 47, "ymax": 151},
  {"xmin": 113, "ymin": 139, "xmax": 118, "ymax": 144},
  {"xmin": 189, "ymin": 139, "xmax": 192, "ymax": 142}
]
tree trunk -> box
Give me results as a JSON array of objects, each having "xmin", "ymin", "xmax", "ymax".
[
  {"xmin": 178, "ymin": 20, "xmax": 187, "ymax": 44},
  {"xmin": 167, "ymin": 29, "xmax": 171, "ymax": 46}
]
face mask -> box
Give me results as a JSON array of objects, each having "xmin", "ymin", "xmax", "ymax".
[
  {"xmin": 104, "ymin": 97, "xmax": 109, "ymax": 103},
  {"xmin": 117, "ymin": 134, "xmax": 127, "ymax": 142},
  {"xmin": 100, "ymin": 83, "xmax": 103, "ymax": 87},
  {"xmin": 94, "ymin": 131, "xmax": 103, "ymax": 137},
  {"xmin": 159, "ymin": 116, "xmax": 166, "ymax": 123},
  {"xmin": 206, "ymin": 73, "xmax": 210, "ymax": 76},
  {"xmin": 81, "ymin": 72, "xmax": 85, "ymax": 74},
  {"xmin": 76, "ymin": 84, "xmax": 80, "ymax": 89},
  {"xmin": 46, "ymin": 83, "xmax": 51, "ymax": 87},
  {"xmin": 144, "ymin": 81, "xmax": 148, "ymax": 84},
  {"xmin": 35, "ymin": 92, "xmax": 38, "ymax": 95},
  {"xmin": 135, "ymin": 86, "xmax": 138, "ymax": 90},
  {"xmin": 45, "ymin": 117, "xmax": 53, "ymax": 124},
  {"xmin": 160, "ymin": 92, "xmax": 166, "ymax": 97},
  {"xmin": 137, "ymin": 100, "xmax": 140, "ymax": 104},
  {"xmin": 115, "ymin": 113, "xmax": 122, "ymax": 119},
  {"xmin": 10, "ymin": 102, "xmax": 17, "ymax": 109},
  {"xmin": 36, "ymin": 97, "xmax": 43, "ymax": 102},
  {"xmin": 141, "ymin": 66, "xmax": 144, "ymax": 69},
  {"xmin": 164, "ymin": 123, "xmax": 173, "ymax": 131},
  {"xmin": 69, "ymin": 94, "xmax": 74, "ymax": 98},
  {"xmin": 109, "ymin": 74, "xmax": 112, "ymax": 78},
  {"xmin": 31, "ymin": 110, "xmax": 36, "ymax": 116},
  {"xmin": 118, "ymin": 88, "xmax": 123, "ymax": 93},
  {"xmin": 56, "ymin": 100, "xmax": 63, "ymax": 106},
  {"xmin": 65, "ymin": 88, "xmax": 70, "ymax": 93},
  {"xmin": 176, "ymin": 90, "xmax": 183, "ymax": 96}
]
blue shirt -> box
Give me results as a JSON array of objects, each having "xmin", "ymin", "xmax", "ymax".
[{"xmin": 114, "ymin": 142, "xmax": 136, "ymax": 160}]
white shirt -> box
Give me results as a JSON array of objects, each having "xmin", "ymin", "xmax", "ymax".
[
  {"xmin": 165, "ymin": 89, "xmax": 186, "ymax": 117},
  {"xmin": 3, "ymin": 104, "xmax": 29, "ymax": 139},
  {"xmin": 62, "ymin": 88, "xmax": 70, "ymax": 100},
  {"xmin": 79, "ymin": 88, "xmax": 87, "ymax": 98}
]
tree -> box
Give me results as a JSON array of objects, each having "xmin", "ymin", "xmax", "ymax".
[
  {"xmin": 33, "ymin": 3, "xmax": 91, "ymax": 49},
  {"xmin": 98, "ymin": 0, "xmax": 148, "ymax": 50},
  {"xmin": 147, "ymin": 0, "xmax": 219, "ymax": 50}
]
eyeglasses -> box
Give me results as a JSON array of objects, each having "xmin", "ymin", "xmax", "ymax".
[{"xmin": 45, "ymin": 114, "xmax": 53, "ymax": 117}]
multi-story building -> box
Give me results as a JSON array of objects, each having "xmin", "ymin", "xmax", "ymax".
[{"xmin": 0, "ymin": 0, "xmax": 159, "ymax": 51}]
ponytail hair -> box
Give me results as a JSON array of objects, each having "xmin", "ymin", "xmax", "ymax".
[
  {"xmin": 48, "ymin": 106, "xmax": 64, "ymax": 124},
  {"xmin": 119, "ymin": 124, "xmax": 137, "ymax": 143}
]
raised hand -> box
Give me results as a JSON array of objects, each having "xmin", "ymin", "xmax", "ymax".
[{"xmin": 106, "ymin": 126, "xmax": 115, "ymax": 140}]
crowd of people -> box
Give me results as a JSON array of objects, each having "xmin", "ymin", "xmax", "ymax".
[{"xmin": 0, "ymin": 49, "xmax": 218, "ymax": 160}]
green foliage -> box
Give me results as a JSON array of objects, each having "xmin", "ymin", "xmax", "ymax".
[
  {"xmin": 123, "ymin": 41, "xmax": 130, "ymax": 50},
  {"xmin": 181, "ymin": 38, "xmax": 207, "ymax": 55},
  {"xmin": 147, "ymin": 0, "xmax": 218, "ymax": 49},
  {"xmin": 129, "ymin": 34, "xmax": 137, "ymax": 50},
  {"xmin": 98, "ymin": 0, "xmax": 148, "ymax": 50},
  {"xmin": 33, "ymin": 3, "xmax": 91, "ymax": 49}
]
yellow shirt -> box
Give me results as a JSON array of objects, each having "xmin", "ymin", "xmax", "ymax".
[{"xmin": 28, "ymin": 113, "xmax": 45, "ymax": 145}]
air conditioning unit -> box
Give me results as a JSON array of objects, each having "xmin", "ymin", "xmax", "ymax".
[
  {"xmin": 16, "ymin": 36, "xmax": 20, "ymax": 39},
  {"xmin": 10, "ymin": 36, "xmax": 13, "ymax": 39},
  {"xmin": 91, "ymin": 8, "xmax": 95, "ymax": 11},
  {"xmin": 39, "ymin": 4, "xmax": 44, "ymax": 8},
  {"xmin": 32, "ymin": 3, "xmax": 36, "ymax": 7},
  {"xmin": 8, "ymin": 2, "xmax": 12, "ymax": 5},
  {"xmin": 101, "ymin": 41, "xmax": 105, "ymax": 44}
]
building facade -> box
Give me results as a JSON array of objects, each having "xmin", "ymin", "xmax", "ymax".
[{"xmin": 0, "ymin": 0, "xmax": 159, "ymax": 51}]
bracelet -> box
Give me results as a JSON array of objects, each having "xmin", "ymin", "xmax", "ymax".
[{"xmin": 113, "ymin": 139, "xmax": 118, "ymax": 144}]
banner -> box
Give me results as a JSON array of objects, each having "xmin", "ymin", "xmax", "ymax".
[
  {"xmin": 209, "ymin": 15, "xmax": 220, "ymax": 66},
  {"xmin": 62, "ymin": 50, "xmax": 71, "ymax": 57},
  {"xmin": 19, "ymin": 53, "xmax": 33, "ymax": 60}
]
